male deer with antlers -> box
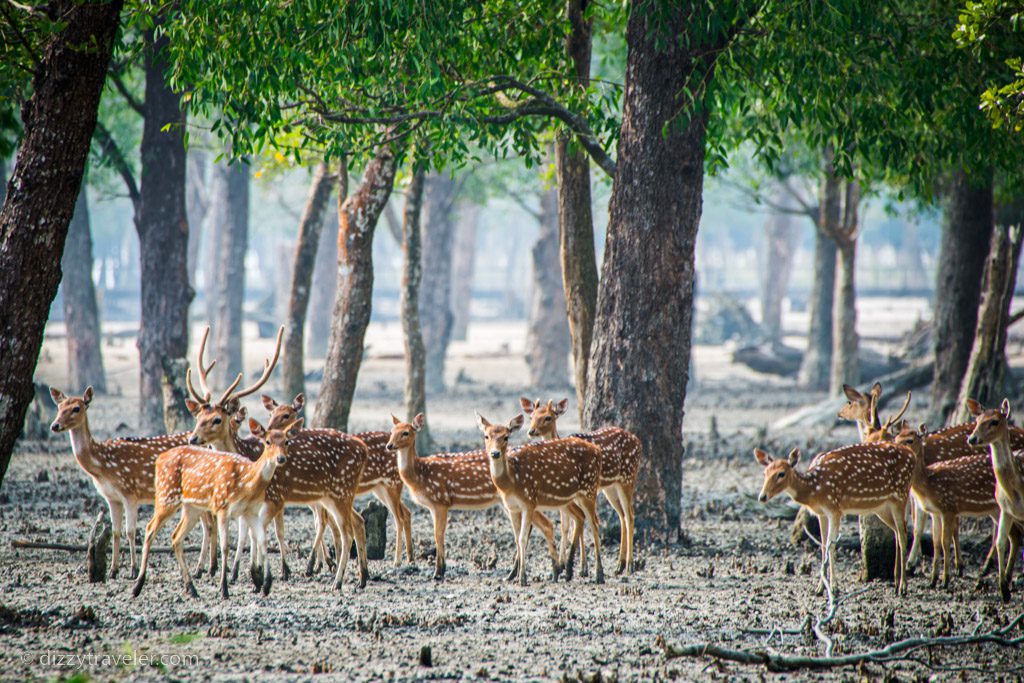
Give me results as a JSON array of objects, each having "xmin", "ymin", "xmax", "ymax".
[
  {"xmin": 477, "ymin": 412, "xmax": 605, "ymax": 586},
  {"xmin": 966, "ymin": 398, "xmax": 1024, "ymax": 602},
  {"xmin": 520, "ymin": 397, "xmax": 641, "ymax": 575},
  {"xmin": 263, "ymin": 393, "xmax": 414, "ymax": 569},
  {"xmin": 386, "ymin": 414, "xmax": 565, "ymax": 581},
  {"xmin": 132, "ymin": 417, "xmax": 301, "ymax": 599},
  {"xmin": 755, "ymin": 441, "xmax": 914, "ymax": 595}
]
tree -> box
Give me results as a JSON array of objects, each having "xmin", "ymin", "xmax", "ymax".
[
  {"xmin": 185, "ymin": 148, "xmax": 210, "ymax": 286},
  {"xmin": 400, "ymin": 164, "xmax": 431, "ymax": 452},
  {"xmin": 281, "ymin": 162, "xmax": 334, "ymax": 401},
  {"xmin": 449, "ymin": 203, "xmax": 479, "ymax": 341},
  {"xmin": 758, "ymin": 193, "xmax": 800, "ymax": 346},
  {"xmin": 525, "ymin": 180, "xmax": 571, "ymax": 388},
  {"xmin": 420, "ymin": 173, "xmax": 460, "ymax": 394},
  {"xmin": 307, "ymin": 198, "xmax": 339, "ymax": 359},
  {"xmin": 61, "ymin": 187, "xmax": 107, "ymax": 392},
  {"xmin": 209, "ymin": 161, "xmax": 249, "ymax": 387},
  {"xmin": 827, "ymin": 178, "xmax": 861, "ymax": 397},
  {"xmin": 0, "ymin": 0, "xmax": 123, "ymax": 487}
]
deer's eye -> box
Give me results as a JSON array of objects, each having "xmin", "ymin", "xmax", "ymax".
[
  {"xmin": 776, "ymin": 471, "xmax": 785, "ymax": 480},
  {"xmin": 72, "ymin": 406, "xmax": 80, "ymax": 414},
  {"xmin": 213, "ymin": 417, "xmax": 222, "ymax": 425},
  {"xmin": 402, "ymin": 431, "xmax": 409, "ymax": 437},
  {"xmin": 545, "ymin": 417, "xmax": 551, "ymax": 422},
  {"xmin": 285, "ymin": 440, "xmax": 292, "ymax": 447},
  {"xmin": 502, "ymin": 436, "xmax": 508, "ymax": 442}
]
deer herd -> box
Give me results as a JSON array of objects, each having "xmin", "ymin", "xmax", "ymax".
[
  {"xmin": 44, "ymin": 323, "xmax": 1024, "ymax": 604},
  {"xmin": 47, "ymin": 326, "xmax": 642, "ymax": 598}
]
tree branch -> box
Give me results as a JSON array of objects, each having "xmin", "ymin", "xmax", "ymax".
[
  {"xmin": 92, "ymin": 121, "xmax": 140, "ymax": 212},
  {"xmin": 108, "ymin": 70, "xmax": 145, "ymax": 117}
]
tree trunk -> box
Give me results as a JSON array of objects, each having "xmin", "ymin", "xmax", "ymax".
[
  {"xmin": 449, "ymin": 203, "xmax": 479, "ymax": 341},
  {"xmin": 0, "ymin": 0, "xmax": 122, "ymax": 487},
  {"xmin": 210, "ymin": 162, "xmax": 249, "ymax": 388},
  {"xmin": 830, "ymin": 238, "xmax": 859, "ymax": 394},
  {"xmin": 525, "ymin": 183, "xmax": 572, "ymax": 389},
  {"xmin": 203, "ymin": 172, "xmax": 223, "ymax": 324},
  {"xmin": 62, "ymin": 187, "xmax": 107, "ymax": 392},
  {"xmin": 953, "ymin": 219, "xmax": 1024, "ymax": 423},
  {"xmin": 186, "ymin": 149, "xmax": 209, "ymax": 287},
  {"xmin": 759, "ymin": 202, "xmax": 799, "ymax": 345},
  {"xmin": 136, "ymin": 27, "xmax": 194, "ymax": 434},
  {"xmin": 930, "ymin": 170, "xmax": 994, "ymax": 425},
  {"xmin": 583, "ymin": 2, "xmax": 711, "ymax": 535},
  {"xmin": 420, "ymin": 173, "xmax": 458, "ymax": 394},
  {"xmin": 282, "ymin": 162, "xmax": 333, "ymax": 401},
  {"xmin": 307, "ymin": 197, "xmax": 339, "ymax": 359},
  {"xmin": 401, "ymin": 166, "xmax": 431, "ymax": 452},
  {"xmin": 313, "ymin": 148, "xmax": 398, "ymax": 430},
  {"xmin": 860, "ymin": 515, "xmax": 897, "ymax": 583},
  {"xmin": 556, "ymin": 0, "xmax": 598, "ymax": 420}
]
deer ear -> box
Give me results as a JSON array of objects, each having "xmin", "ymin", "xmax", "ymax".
[
  {"xmin": 842, "ymin": 384, "xmax": 861, "ymax": 401},
  {"xmin": 787, "ymin": 448, "xmax": 801, "ymax": 466},
  {"xmin": 185, "ymin": 398, "xmax": 202, "ymax": 416},
  {"xmin": 507, "ymin": 414, "xmax": 525, "ymax": 433},
  {"xmin": 82, "ymin": 386, "xmax": 94, "ymax": 404},
  {"xmin": 223, "ymin": 397, "xmax": 241, "ymax": 415},
  {"xmin": 519, "ymin": 397, "xmax": 534, "ymax": 413},
  {"xmin": 249, "ymin": 418, "xmax": 265, "ymax": 438},
  {"xmin": 555, "ymin": 398, "xmax": 569, "ymax": 415},
  {"xmin": 292, "ymin": 393, "xmax": 305, "ymax": 412},
  {"xmin": 919, "ymin": 422, "xmax": 927, "ymax": 434},
  {"xmin": 261, "ymin": 395, "xmax": 278, "ymax": 411},
  {"xmin": 391, "ymin": 414, "xmax": 401, "ymax": 426},
  {"xmin": 412, "ymin": 413, "xmax": 425, "ymax": 431},
  {"xmin": 235, "ymin": 406, "xmax": 248, "ymax": 421},
  {"xmin": 476, "ymin": 412, "xmax": 491, "ymax": 433},
  {"xmin": 49, "ymin": 387, "xmax": 66, "ymax": 406},
  {"xmin": 286, "ymin": 418, "xmax": 304, "ymax": 437},
  {"xmin": 1002, "ymin": 398, "xmax": 1012, "ymax": 421},
  {"xmin": 966, "ymin": 399, "xmax": 983, "ymax": 416},
  {"xmin": 870, "ymin": 382, "xmax": 882, "ymax": 398},
  {"xmin": 753, "ymin": 449, "xmax": 772, "ymax": 467}
]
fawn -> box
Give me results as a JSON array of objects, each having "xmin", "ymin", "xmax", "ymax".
[
  {"xmin": 477, "ymin": 412, "xmax": 605, "ymax": 586},
  {"xmin": 755, "ymin": 443, "xmax": 914, "ymax": 595},
  {"xmin": 385, "ymin": 414, "xmax": 563, "ymax": 581},
  {"xmin": 132, "ymin": 418, "xmax": 301, "ymax": 599},
  {"xmin": 520, "ymin": 397, "xmax": 642, "ymax": 574}
]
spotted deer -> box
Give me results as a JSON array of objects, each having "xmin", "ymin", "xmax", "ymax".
[
  {"xmin": 385, "ymin": 414, "xmax": 564, "ymax": 581},
  {"xmin": 49, "ymin": 386, "xmax": 198, "ymax": 578},
  {"xmin": 520, "ymin": 397, "xmax": 642, "ymax": 574},
  {"xmin": 966, "ymin": 398, "xmax": 1024, "ymax": 602},
  {"xmin": 893, "ymin": 422, "xmax": 1021, "ymax": 588},
  {"xmin": 755, "ymin": 442, "xmax": 914, "ymax": 595},
  {"xmin": 132, "ymin": 418, "xmax": 301, "ymax": 599},
  {"xmin": 477, "ymin": 412, "xmax": 605, "ymax": 586},
  {"xmin": 263, "ymin": 393, "xmax": 414, "ymax": 568}
]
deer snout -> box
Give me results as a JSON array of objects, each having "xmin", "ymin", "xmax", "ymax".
[
  {"xmin": 385, "ymin": 442, "xmax": 396, "ymax": 451},
  {"xmin": 188, "ymin": 434, "xmax": 201, "ymax": 445},
  {"xmin": 489, "ymin": 450, "xmax": 501, "ymax": 459},
  {"xmin": 967, "ymin": 434, "xmax": 979, "ymax": 446},
  {"xmin": 757, "ymin": 493, "xmax": 767, "ymax": 503},
  {"xmin": 528, "ymin": 429, "xmax": 538, "ymax": 437},
  {"xmin": 276, "ymin": 455, "xmax": 288, "ymax": 465},
  {"xmin": 50, "ymin": 422, "xmax": 61, "ymax": 433}
]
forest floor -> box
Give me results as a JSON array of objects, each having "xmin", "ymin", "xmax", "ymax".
[{"xmin": 4, "ymin": 304, "xmax": 1024, "ymax": 681}]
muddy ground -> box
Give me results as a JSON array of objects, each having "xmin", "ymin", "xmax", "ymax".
[{"xmin": 3, "ymin": 315, "xmax": 1024, "ymax": 681}]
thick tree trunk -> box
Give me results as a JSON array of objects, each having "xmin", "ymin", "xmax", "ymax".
[
  {"xmin": 798, "ymin": 156, "xmax": 839, "ymax": 390},
  {"xmin": 583, "ymin": 2, "xmax": 710, "ymax": 535},
  {"xmin": 830, "ymin": 239, "xmax": 859, "ymax": 394},
  {"xmin": 860, "ymin": 515, "xmax": 897, "ymax": 583},
  {"xmin": 0, "ymin": 0, "xmax": 122, "ymax": 487},
  {"xmin": 313, "ymin": 148, "xmax": 398, "ymax": 430},
  {"xmin": 62, "ymin": 187, "xmax": 107, "ymax": 392},
  {"xmin": 556, "ymin": 0, "xmax": 598, "ymax": 419},
  {"xmin": 136, "ymin": 28, "xmax": 194, "ymax": 434},
  {"xmin": 186, "ymin": 149, "xmax": 209, "ymax": 287},
  {"xmin": 420, "ymin": 173, "xmax": 458, "ymax": 394},
  {"xmin": 282, "ymin": 162, "xmax": 333, "ymax": 401},
  {"xmin": 449, "ymin": 203, "xmax": 479, "ymax": 342},
  {"xmin": 210, "ymin": 163, "xmax": 249, "ymax": 388},
  {"xmin": 953, "ymin": 220, "xmax": 1024, "ymax": 423},
  {"xmin": 307, "ymin": 197, "xmax": 339, "ymax": 359},
  {"xmin": 759, "ymin": 204, "xmax": 799, "ymax": 345},
  {"xmin": 401, "ymin": 166, "xmax": 431, "ymax": 452},
  {"xmin": 525, "ymin": 183, "xmax": 572, "ymax": 389},
  {"xmin": 930, "ymin": 171, "xmax": 993, "ymax": 425}
]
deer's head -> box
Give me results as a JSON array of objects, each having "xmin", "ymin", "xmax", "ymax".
[
  {"xmin": 893, "ymin": 422, "xmax": 927, "ymax": 459},
  {"xmin": 386, "ymin": 413, "xmax": 425, "ymax": 451},
  {"xmin": 520, "ymin": 397, "xmax": 568, "ymax": 438},
  {"xmin": 49, "ymin": 386, "xmax": 93, "ymax": 433},
  {"xmin": 967, "ymin": 398, "xmax": 1012, "ymax": 447},
  {"xmin": 837, "ymin": 382, "xmax": 881, "ymax": 428},
  {"xmin": 248, "ymin": 417, "xmax": 302, "ymax": 468},
  {"xmin": 263, "ymin": 393, "xmax": 305, "ymax": 430},
  {"xmin": 476, "ymin": 412, "xmax": 524, "ymax": 459},
  {"xmin": 754, "ymin": 447, "xmax": 800, "ymax": 503}
]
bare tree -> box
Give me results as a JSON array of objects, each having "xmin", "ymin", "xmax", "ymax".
[
  {"xmin": 449, "ymin": 203, "xmax": 479, "ymax": 341},
  {"xmin": 829, "ymin": 180, "xmax": 861, "ymax": 396},
  {"xmin": 209, "ymin": 162, "xmax": 249, "ymax": 387},
  {"xmin": 758, "ymin": 191, "xmax": 800, "ymax": 346},
  {"xmin": 420, "ymin": 173, "xmax": 459, "ymax": 394},
  {"xmin": 525, "ymin": 182, "xmax": 571, "ymax": 388},
  {"xmin": 62, "ymin": 187, "xmax": 107, "ymax": 392},
  {"xmin": 401, "ymin": 165, "xmax": 431, "ymax": 452},
  {"xmin": 186, "ymin": 149, "xmax": 210, "ymax": 287},
  {"xmin": 307, "ymin": 198, "xmax": 339, "ymax": 359}
]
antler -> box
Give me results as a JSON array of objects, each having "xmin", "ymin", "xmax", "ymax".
[
  {"xmin": 218, "ymin": 326, "xmax": 284, "ymax": 406},
  {"xmin": 186, "ymin": 327, "xmax": 217, "ymax": 403},
  {"xmin": 882, "ymin": 391, "xmax": 912, "ymax": 432}
]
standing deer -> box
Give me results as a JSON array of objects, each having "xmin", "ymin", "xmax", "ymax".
[
  {"xmin": 755, "ymin": 443, "xmax": 914, "ymax": 595},
  {"xmin": 967, "ymin": 398, "xmax": 1024, "ymax": 602},
  {"xmin": 385, "ymin": 414, "xmax": 564, "ymax": 581},
  {"xmin": 263, "ymin": 393, "xmax": 414, "ymax": 568},
  {"xmin": 49, "ymin": 386, "xmax": 197, "ymax": 578},
  {"xmin": 477, "ymin": 412, "xmax": 605, "ymax": 586},
  {"xmin": 132, "ymin": 418, "xmax": 301, "ymax": 599},
  {"xmin": 520, "ymin": 397, "xmax": 642, "ymax": 574}
]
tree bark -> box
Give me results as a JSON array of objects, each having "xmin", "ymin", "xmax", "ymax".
[
  {"xmin": 0, "ymin": 0, "xmax": 122, "ymax": 487},
  {"xmin": 953, "ymin": 219, "xmax": 1024, "ymax": 423},
  {"xmin": 759, "ymin": 200, "xmax": 799, "ymax": 346},
  {"xmin": 525, "ymin": 182, "xmax": 572, "ymax": 388},
  {"xmin": 185, "ymin": 149, "xmax": 209, "ymax": 287},
  {"xmin": 307, "ymin": 197, "xmax": 339, "ymax": 359},
  {"xmin": 930, "ymin": 170, "xmax": 994, "ymax": 425},
  {"xmin": 583, "ymin": 2, "xmax": 713, "ymax": 535},
  {"xmin": 830, "ymin": 181, "xmax": 861, "ymax": 396},
  {"xmin": 556, "ymin": 0, "xmax": 598, "ymax": 419},
  {"xmin": 282, "ymin": 162, "xmax": 334, "ymax": 401},
  {"xmin": 420, "ymin": 173, "xmax": 459, "ymax": 394},
  {"xmin": 210, "ymin": 162, "xmax": 249, "ymax": 388},
  {"xmin": 449, "ymin": 203, "xmax": 479, "ymax": 341},
  {"xmin": 401, "ymin": 165, "xmax": 431, "ymax": 452},
  {"xmin": 62, "ymin": 187, "xmax": 107, "ymax": 392},
  {"xmin": 313, "ymin": 147, "xmax": 397, "ymax": 430},
  {"xmin": 203, "ymin": 171, "xmax": 223, "ymax": 325}
]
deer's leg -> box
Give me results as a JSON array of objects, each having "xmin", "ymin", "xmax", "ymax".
[
  {"xmin": 132, "ymin": 503, "xmax": 177, "ymax": 598},
  {"xmin": 217, "ymin": 510, "xmax": 230, "ymax": 599},
  {"xmin": 307, "ymin": 505, "xmax": 328, "ymax": 577},
  {"xmin": 996, "ymin": 510, "xmax": 1013, "ymax": 602},
  {"xmin": 400, "ymin": 501, "xmax": 414, "ymax": 565},
  {"xmin": 906, "ymin": 499, "xmax": 924, "ymax": 570},
  {"xmin": 567, "ymin": 502, "xmax": 588, "ymax": 578},
  {"xmin": 1007, "ymin": 521, "xmax": 1021, "ymax": 584},
  {"xmin": 530, "ymin": 511, "xmax": 561, "ymax": 581},
  {"xmin": 347, "ymin": 505, "xmax": 368, "ymax": 588},
  {"xmin": 193, "ymin": 514, "xmax": 210, "ymax": 579},
  {"xmin": 431, "ymin": 506, "xmax": 450, "ymax": 581},
  {"xmin": 578, "ymin": 497, "xmax": 604, "ymax": 585},
  {"xmin": 557, "ymin": 509, "xmax": 569, "ymax": 573},
  {"xmin": 274, "ymin": 511, "xmax": 290, "ymax": 581},
  {"xmin": 125, "ymin": 502, "xmax": 140, "ymax": 579},
  {"xmin": 106, "ymin": 499, "xmax": 124, "ymax": 579},
  {"xmin": 604, "ymin": 486, "xmax": 628, "ymax": 574},
  {"xmin": 505, "ymin": 508, "xmax": 523, "ymax": 581},
  {"xmin": 254, "ymin": 510, "xmax": 273, "ymax": 596},
  {"xmin": 170, "ymin": 506, "xmax": 202, "ymax": 599},
  {"xmin": 950, "ymin": 516, "xmax": 963, "ymax": 578},
  {"xmin": 515, "ymin": 505, "xmax": 535, "ymax": 587},
  {"xmin": 623, "ymin": 484, "xmax": 637, "ymax": 574},
  {"xmin": 322, "ymin": 500, "xmax": 352, "ymax": 590},
  {"xmin": 230, "ymin": 517, "xmax": 248, "ymax": 584},
  {"xmin": 380, "ymin": 487, "xmax": 407, "ymax": 567},
  {"xmin": 928, "ymin": 514, "xmax": 940, "ymax": 588},
  {"xmin": 815, "ymin": 513, "xmax": 830, "ymax": 595},
  {"xmin": 941, "ymin": 513, "xmax": 955, "ymax": 589},
  {"xmin": 826, "ymin": 513, "xmax": 840, "ymax": 594}
]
